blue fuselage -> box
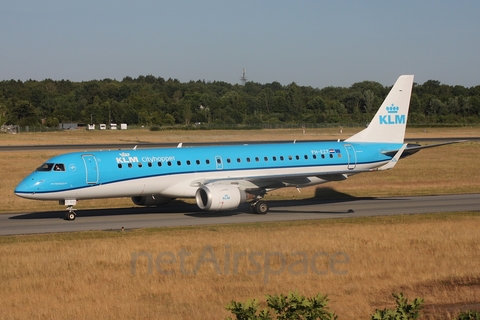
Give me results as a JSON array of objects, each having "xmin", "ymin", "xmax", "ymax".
[{"xmin": 15, "ymin": 141, "xmax": 400, "ymax": 201}]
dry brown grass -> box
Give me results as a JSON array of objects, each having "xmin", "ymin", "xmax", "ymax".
[
  {"xmin": 1, "ymin": 128, "xmax": 480, "ymax": 319},
  {"xmin": 0, "ymin": 213, "xmax": 479, "ymax": 319},
  {"xmin": 2, "ymin": 126, "xmax": 480, "ymax": 146},
  {"xmin": 2, "ymin": 127, "xmax": 353, "ymax": 146}
]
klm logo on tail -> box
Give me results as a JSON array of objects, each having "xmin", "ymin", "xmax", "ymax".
[{"xmin": 379, "ymin": 104, "xmax": 406, "ymax": 125}]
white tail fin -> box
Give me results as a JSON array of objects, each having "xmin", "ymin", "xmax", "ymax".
[{"xmin": 345, "ymin": 75, "xmax": 414, "ymax": 143}]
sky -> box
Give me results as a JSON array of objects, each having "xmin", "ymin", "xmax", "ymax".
[{"xmin": 1, "ymin": 1, "xmax": 479, "ymax": 88}]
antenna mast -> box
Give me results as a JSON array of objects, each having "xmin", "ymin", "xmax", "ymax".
[{"xmin": 240, "ymin": 68, "xmax": 247, "ymax": 85}]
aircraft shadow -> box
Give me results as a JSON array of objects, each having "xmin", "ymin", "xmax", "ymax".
[
  {"xmin": 311, "ymin": 186, "xmax": 376, "ymax": 204},
  {"xmin": 9, "ymin": 201, "xmax": 201, "ymax": 220}
]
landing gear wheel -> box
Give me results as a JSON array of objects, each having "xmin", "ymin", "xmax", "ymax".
[
  {"xmin": 255, "ymin": 201, "xmax": 269, "ymax": 214},
  {"xmin": 250, "ymin": 200, "xmax": 269, "ymax": 214},
  {"xmin": 64, "ymin": 205, "xmax": 77, "ymax": 221},
  {"xmin": 65, "ymin": 212, "xmax": 76, "ymax": 221}
]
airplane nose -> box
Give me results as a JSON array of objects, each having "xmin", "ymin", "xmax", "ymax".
[
  {"xmin": 14, "ymin": 181, "xmax": 30, "ymax": 196},
  {"xmin": 14, "ymin": 177, "xmax": 42, "ymax": 197}
]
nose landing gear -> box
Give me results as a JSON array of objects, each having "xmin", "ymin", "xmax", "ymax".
[
  {"xmin": 65, "ymin": 206, "xmax": 77, "ymax": 221},
  {"xmin": 60, "ymin": 199, "xmax": 77, "ymax": 221}
]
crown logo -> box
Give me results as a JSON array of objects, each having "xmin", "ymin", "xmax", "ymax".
[
  {"xmin": 386, "ymin": 104, "xmax": 399, "ymax": 114},
  {"xmin": 119, "ymin": 152, "xmax": 130, "ymax": 157}
]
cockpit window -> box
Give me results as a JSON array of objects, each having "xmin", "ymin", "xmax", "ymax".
[
  {"xmin": 36, "ymin": 163, "xmax": 54, "ymax": 171},
  {"xmin": 36, "ymin": 163, "xmax": 66, "ymax": 171},
  {"xmin": 53, "ymin": 164, "xmax": 65, "ymax": 171}
]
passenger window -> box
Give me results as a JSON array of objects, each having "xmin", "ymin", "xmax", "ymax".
[
  {"xmin": 227, "ymin": 158, "xmax": 231, "ymax": 163},
  {"xmin": 177, "ymin": 161, "xmax": 181, "ymax": 166},
  {"xmin": 237, "ymin": 158, "xmax": 241, "ymax": 163},
  {"xmin": 148, "ymin": 162, "xmax": 152, "ymax": 167},
  {"xmin": 273, "ymin": 156, "xmax": 277, "ymax": 161},
  {"xmin": 187, "ymin": 160, "xmax": 191, "ymax": 165},
  {"xmin": 196, "ymin": 160, "xmax": 200, "ymax": 165},
  {"xmin": 329, "ymin": 154, "xmax": 333, "ymax": 158},
  {"xmin": 118, "ymin": 164, "xmax": 123, "ymax": 169},
  {"xmin": 206, "ymin": 159, "xmax": 210, "ymax": 164},
  {"xmin": 53, "ymin": 164, "xmax": 65, "ymax": 171},
  {"xmin": 167, "ymin": 161, "xmax": 172, "ymax": 166},
  {"xmin": 158, "ymin": 162, "xmax": 162, "ymax": 167},
  {"xmin": 255, "ymin": 157, "xmax": 259, "ymax": 162},
  {"xmin": 337, "ymin": 154, "xmax": 342, "ymax": 158},
  {"xmin": 313, "ymin": 155, "xmax": 317, "ymax": 160},
  {"xmin": 264, "ymin": 157, "xmax": 268, "ymax": 161},
  {"xmin": 280, "ymin": 156, "xmax": 284, "ymax": 161},
  {"xmin": 288, "ymin": 155, "xmax": 293, "ymax": 160},
  {"xmin": 304, "ymin": 155, "xmax": 308, "ymax": 160},
  {"xmin": 295, "ymin": 155, "xmax": 300, "ymax": 160},
  {"xmin": 138, "ymin": 163, "xmax": 143, "ymax": 168},
  {"xmin": 246, "ymin": 158, "xmax": 251, "ymax": 162},
  {"xmin": 321, "ymin": 154, "xmax": 325, "ymax": 159},
  {"xmin": 128, "ymin": 163, "xmax": 133, "ymax": 168}
]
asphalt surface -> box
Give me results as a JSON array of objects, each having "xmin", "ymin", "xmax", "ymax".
[
  {"xmin": 0, "ymin": 137, "xmax": 477, "ymax": 152},
  {"xmin": 1, "ymin": 193, "xmax": 479, "ymax": 236}
]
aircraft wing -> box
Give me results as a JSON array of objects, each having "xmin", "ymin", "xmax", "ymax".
[{"xmin": 198, "ymin": 169, "xmax": 366, "ymax": 194}]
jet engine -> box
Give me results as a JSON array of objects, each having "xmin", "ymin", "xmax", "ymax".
[
  {"xmin": 131, "ymin": 194, "xmax": 173, "ymax": 206},
  {"xmin": 195, "ymin": 185, "xmax": 247, "ymax": 211}
]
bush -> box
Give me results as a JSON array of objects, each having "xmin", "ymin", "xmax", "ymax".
[
  {"xmin": 225, "ymin": 291, "xmax": 337, "ymax": 320},
  {"xmin": 457, "ymin": 311, "xmax": 480, "ymax": 320},
  {"xmin": 371, "ymin": 293, "xmax": 424, "ymax": 320}
]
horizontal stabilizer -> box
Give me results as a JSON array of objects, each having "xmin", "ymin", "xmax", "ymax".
[{"xmin": 382, "ymin": 140, "xmax": 467, "ymax": 158}]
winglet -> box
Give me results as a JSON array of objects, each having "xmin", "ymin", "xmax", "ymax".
[{"xmin": 374, "ymin": 144, "xmax": 407, "ymax": 171}]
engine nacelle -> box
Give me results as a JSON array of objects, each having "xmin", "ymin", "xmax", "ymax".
[
  {"xmin": 195, "ymin": 185, "xmax": 247, "ymax": 211},
  {"xmin": 131, "ymin": 194, "xmax": 173, "ymax": 206}
]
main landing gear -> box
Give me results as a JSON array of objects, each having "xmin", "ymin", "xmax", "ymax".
[
  {"xmin": 60, "ymin": 199, "xmax": 77, "ymax": 221},
  {"xmin": 249, "ymin": 200, "xmax": 269, "ymax": 214}
]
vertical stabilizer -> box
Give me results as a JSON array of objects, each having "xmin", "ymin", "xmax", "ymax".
[{"xmin": 345, "ymin": 75, "xmax": 414, "ymax": 143}]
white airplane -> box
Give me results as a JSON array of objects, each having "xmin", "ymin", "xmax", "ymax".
[{"xmin": 14, "ymin": 75, "xmax": 458, "ymax": 220}]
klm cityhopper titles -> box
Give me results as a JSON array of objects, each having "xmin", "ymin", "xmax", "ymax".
[{"xmin": 14, "ymin": 75, "xmax": 457, "ymax": 220}]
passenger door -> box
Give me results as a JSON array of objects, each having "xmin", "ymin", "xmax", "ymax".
[
  {"xmin": 82, "ymin": 154, "xmax": 99, "ymax": 184},
  {"xmin": 343, "ymin": 145, "xmax": 357, "ymax": 170}
]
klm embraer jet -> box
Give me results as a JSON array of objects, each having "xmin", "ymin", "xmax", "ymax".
[{"xmin": 14, "ymin": 75, "xmax": 456, "ymax": 220}]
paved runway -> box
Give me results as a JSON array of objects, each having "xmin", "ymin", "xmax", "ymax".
[
  {"xmin": 0, "ymin": 138, "xmax": 476, "ymax": 152},
  {"xmin": 1, "ymin": 194, "xmax": 478, "ymax": 236}
]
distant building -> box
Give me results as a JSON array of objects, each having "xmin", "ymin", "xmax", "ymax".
[
  {"xmin": 59, "ymin": 123, "xmax": 78, "ymax": 130},
  {"xmin": 1, "ymin": 125, "xmax": 18, "ymax": 134}
]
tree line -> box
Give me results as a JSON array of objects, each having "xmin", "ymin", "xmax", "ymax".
[{"xmin": 1, "ymin": 75, "xmax": 479, "ymax": 128}]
